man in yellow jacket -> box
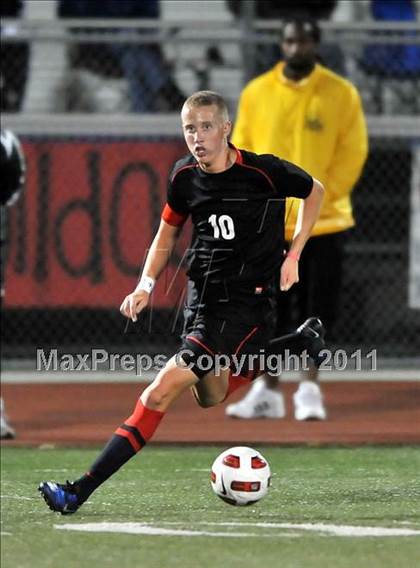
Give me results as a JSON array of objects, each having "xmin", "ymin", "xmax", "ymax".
[{"xmin": 226, "ymin": 18, "xmax": 368, "ymax": 420}]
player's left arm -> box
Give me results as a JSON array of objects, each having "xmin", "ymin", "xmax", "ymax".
[
  {"xmin": 280, "ymin": 179, "xmax": 324, "ymax": 291},
  {"xmin": 325, "ymin": 85, "xmax": 368, "ymax": 198}
]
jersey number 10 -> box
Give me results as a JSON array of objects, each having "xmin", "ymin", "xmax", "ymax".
[{"xmin": 208, "ymin": 214, "xmax": 235, "ymax": 240}]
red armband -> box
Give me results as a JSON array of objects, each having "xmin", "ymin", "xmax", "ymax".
[{"xmin": 161, "ymin": 203, "xmax": 187, "ymax": 227}]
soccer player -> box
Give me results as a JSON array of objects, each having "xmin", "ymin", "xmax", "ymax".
[
  {"xmin": 1, "ymin": 129, "xmax": 26, "ymax": 439},
  {"xmin": 39, "ymin": 91, "xmax": 324, "ymax": 514},
  {"xmin": 226, "ymin": 18, "xmax": 368, "ymax": 421}
]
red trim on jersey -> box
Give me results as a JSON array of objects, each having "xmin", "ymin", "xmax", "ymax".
[
  {"xmin": 185, "ymin": 335, "xmax": 216, "ymax": 356},
  {"xmin": 234, "ymin": 326, "xmax": 259, "ymax": 356},
  {"xmin": 170, "ymin": 163, "xmax": 199, "ymax": 183},
  {"xmin": 237, "ymin": 163, "xmax": 275, "ymax": 190},
  {"xmin": 231, "ymin": 144, "xmax": 243, "ymax": 165},
  {"xmin": 161, "ymin": 203, "xmax": 188, "ymax": 227}
]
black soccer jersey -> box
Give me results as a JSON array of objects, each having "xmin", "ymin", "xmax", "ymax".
[{"xmin": 162, "ymin": 145, "xmax": 312, "ymax": 285}]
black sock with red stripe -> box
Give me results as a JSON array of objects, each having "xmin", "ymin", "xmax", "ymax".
[
  {"xmin": 73, "ymin": 401, "xmax": 164, "ymax": 503},
  {"xmin": 268, "ymin": 318, "xmax": 326, "ymax": 368}
]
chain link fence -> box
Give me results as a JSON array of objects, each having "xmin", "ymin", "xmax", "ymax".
[
  {"xmin": 2, "ymin": 17, "xmax": 420, "ymax": 115},
  {"xmin": 2, "ymin": 131, "xmax": 189, "ymax": 360},
  {"xmin": 2, "ymin": 17, "xmax": 420, "ymax": 361}
]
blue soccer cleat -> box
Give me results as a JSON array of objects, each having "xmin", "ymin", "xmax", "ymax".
[{"xmin": 38, "ymin": 481, "xmax": 80, "ymax": 515}]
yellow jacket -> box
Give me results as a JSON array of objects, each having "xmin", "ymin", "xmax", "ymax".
[{"xmin": 232, "ymin": 62, "xmax": 368, "ymax": 240}]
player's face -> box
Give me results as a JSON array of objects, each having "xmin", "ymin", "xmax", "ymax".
[
  {"xmin": 181, "ymin": 104, "xmax": 231, "ymax": 167},
  {"xmin": 281, "ymin": 22, "xmax": 317, "ymax": 71}
]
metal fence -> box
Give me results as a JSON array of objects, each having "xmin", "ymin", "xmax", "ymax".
[
  {"xmin": 2, "ymin": 18, "xmax": 420, "ymax": 115},
  {"xmin": 2, "ymin": 18, "xmax": 420, "ymax": 361}
]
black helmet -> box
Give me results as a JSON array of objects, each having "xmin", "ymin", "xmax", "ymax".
[{"xmin": 0, "ymin": 129, "xmax": 26, "ymax": 206}]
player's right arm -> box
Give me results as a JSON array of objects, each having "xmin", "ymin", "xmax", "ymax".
[{"xmin": 120, "ymin": 220, "xmax": 181, "ymax": 322}]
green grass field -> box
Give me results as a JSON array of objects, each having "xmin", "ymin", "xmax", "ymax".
[{"xmin": 1, "ymin": 446, "xmax": 420, "ymax": 568}]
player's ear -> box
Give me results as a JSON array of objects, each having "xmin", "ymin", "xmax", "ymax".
[{"xmin": 224, "ymin": 120, "xmax": 232, "ymax": 137}]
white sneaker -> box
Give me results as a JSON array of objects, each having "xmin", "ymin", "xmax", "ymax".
[
  {"xmin": 0, "ymin": 398, "xmax": 16, "ymax": 440},
  {"xmin": 225, "ymin": 378, "xmax": 286, "ymax": 419},
  {"xmin": 0, "ymin": 418, "xmax": 15, "ymax": 439},
  {"xmin": 293, "ymin": 381, "xmax": 327, "ymax": 421}
]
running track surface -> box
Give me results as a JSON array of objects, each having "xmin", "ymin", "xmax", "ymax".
[{"xmin": 2, "ymin": 381, "xmax": 419, "ymax": 446}]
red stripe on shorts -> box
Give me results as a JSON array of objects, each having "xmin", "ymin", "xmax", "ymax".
[
  {"xmin": 185, "ymin": 335, "xmax": 216, "ymax": 356},
  {"xmin": 234, "ymin": 326, "xmax": 259, "ymax": 356}
]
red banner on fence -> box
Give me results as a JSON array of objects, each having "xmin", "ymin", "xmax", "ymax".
[{"xmin": 4, "ymin": 139, "xmax": 190, "ymax": 308}]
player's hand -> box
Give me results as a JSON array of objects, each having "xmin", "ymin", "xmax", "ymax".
[
  {"xmin": 280, "ymin": 257, "xmax": 299, "ymax": 292},
  {"xmin": 119, "ymin": 290, "xmax": 150, "ymax": 322}
]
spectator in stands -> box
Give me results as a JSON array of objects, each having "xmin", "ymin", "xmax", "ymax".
[
  {"xmin": 228, "ymin": 0, "xmax": 337, "ymax": 18},
  {"xmin": 0, "ymin": 0, "xmax": 29, "ymax": 112},
  {"xmin": 226, "ymin": 1, "xmax": 343, "ymax": 75},
  {"xmin": 58, "ymin": 0, "xmax": 185, "ymax": 112},
  {"xmin": 359, "ymin": 0, "xmax": 420, "ymax": 114},
  {"xmin": 226, "ymin": 18, "xmax": 368, "ymax": 421}
]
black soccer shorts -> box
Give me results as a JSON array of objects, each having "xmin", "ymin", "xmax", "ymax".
[{"xmin": 177, "ymin": 279, "xmax": 276, "ymax": 379}]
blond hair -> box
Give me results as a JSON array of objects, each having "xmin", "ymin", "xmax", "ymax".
[{"xmin": 183, "ymin": 91, "xmax": 229, "ymax": 121}]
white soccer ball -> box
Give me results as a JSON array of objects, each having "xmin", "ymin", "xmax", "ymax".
[{"xmin": 210, "ymin": 446, "xmax": 271, "ymax": 506}]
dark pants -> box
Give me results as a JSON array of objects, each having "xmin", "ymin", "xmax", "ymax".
[{"xmin": 276, "ymin": 231, "xmax": 349, "ymax": 337}]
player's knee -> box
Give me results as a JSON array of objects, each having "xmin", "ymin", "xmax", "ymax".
[
  {"xmin": 142, "ymin": 384, "xmax": 166, "ymax": 409},
  {"xmin": 142, "ymin": 366, "xmax": 196, "ymax": 411},
  {"xmin": 142, "ymin": 376, "xmax": 174, "ymax": 409}
]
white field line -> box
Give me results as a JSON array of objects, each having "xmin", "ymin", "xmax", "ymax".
[
  {"xmin": 33, "ymin": 469, "xmax": 71, "ymax": 473},
  {"xmin": 55, "ymin": 523, "xmax": 285, "ymax": 538},
  {"xmin": 2, "ymin": 369, "xmax": 420, "ymax": 384},
  {"xmin": 55, "ymin": 521, "xmax": 420, "ymax": 538},
  {"xmin": 174, "ymin": 468, "xmax": 210, "ymax": 472},
  {"xmin": 1, "ymin": 495, "xmax": 37, "ymax": 501},
  {"xmin": 174, "ymin": 521, "xmax": 420, "ymax": 537}
]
